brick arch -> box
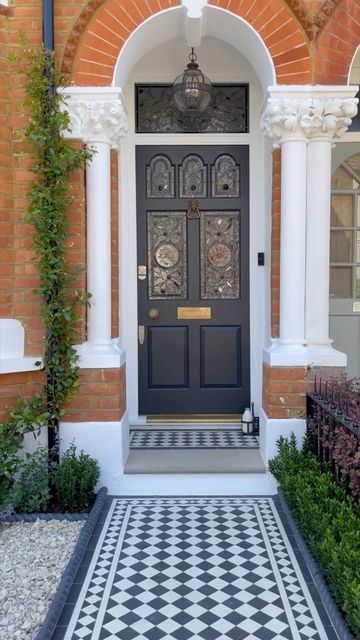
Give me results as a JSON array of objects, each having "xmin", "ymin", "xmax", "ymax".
[
  {"xmin": 314, "ymin": 0, "xmax": 360, "ymax": 84},
  {"xmin": 63, "ymin": 0, "xmax": 311, "ymax": 86},
  {"xmin": 62, "ymin": 0, "xmax": 181, "ymax": 85},
  {"xmin": 209, "ymin": 0, "xmax": 311, "ymax": 83}
]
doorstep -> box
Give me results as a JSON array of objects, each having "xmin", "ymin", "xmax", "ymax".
[{"xmin": 124, "ymin": 449, "xmax": 265, "ymax": 474}]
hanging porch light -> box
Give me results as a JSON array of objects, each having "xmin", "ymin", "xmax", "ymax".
[{"xmin": 172, "ymin": 48, "xmax": 212, "ymax": 116}]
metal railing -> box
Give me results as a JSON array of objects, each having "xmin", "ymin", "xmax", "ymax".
[{"xmin": 307, "ymin": 379, "xmax": 360, "ymax": 499}]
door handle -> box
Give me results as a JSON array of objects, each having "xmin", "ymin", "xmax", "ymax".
[
  {"xmin": 138, "ymin": 325, "xmax": 145, "ymax": 345},
  {"xmin": 147, "ymin": 308, "xmax": 160, "ymax": 320}
]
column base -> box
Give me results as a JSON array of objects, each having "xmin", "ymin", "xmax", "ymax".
[
  {"xmin": 264, "ymin": 340, "xmax": 347, "ymax": 367},
  {"xmin": 263, "ymin": 340, "xmax": 309, "ymax": 366},
  {"xmin": 76, "ymin": 340, "xmax": 126, "ymax": 369},
  {"xmin": 306, "ymin": 344, "xmax": 347, "ymax": 367}
]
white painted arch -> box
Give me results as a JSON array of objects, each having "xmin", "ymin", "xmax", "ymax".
[{"xmin": 113, "ymin": 2, "xmax": 276, "ymax": 96}]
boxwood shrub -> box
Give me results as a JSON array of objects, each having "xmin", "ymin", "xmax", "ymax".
[{"xmin": 269, "ymin": 434, "xmax": 360, "ymax": 638}]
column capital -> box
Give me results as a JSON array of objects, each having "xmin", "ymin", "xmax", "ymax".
[
  {"xmin": 59, "ymin": 87, "xmax": 128, "ymax": 148},
  {"xmin": 261, "ymin": 85, "xmax": 358, "ymax": 147}
]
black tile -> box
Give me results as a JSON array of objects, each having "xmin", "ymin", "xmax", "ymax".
[{"xmin": 57, "ymin": 603, "xmax": 77, "ymax": 627}]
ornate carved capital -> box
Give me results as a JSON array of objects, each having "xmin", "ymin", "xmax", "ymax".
[
  {"xmin": 262, "ymin": 95, "xmax": 358, "ymax": 146},
  {"xmin": 60, "ymin": 89, "xmax": 128, "ymax": 148}
]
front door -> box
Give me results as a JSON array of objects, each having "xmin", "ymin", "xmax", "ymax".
[{"xmin": 137, "ymin": 146, "xmax": 250, "ymax": 414}]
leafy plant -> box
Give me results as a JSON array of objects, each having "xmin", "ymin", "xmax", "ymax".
[
  {"xmin": 0, "ymin": 395, "xmax": 49, "ymax": 509},
  {"xmin": 3, "ymin": 447, "xmax": 51, "ymax": 513},
  {"xmin": 0, "ymin": 44, "xmax": 92, "ymax": 508},
  {"xmin": 270, "ymin": 435, "xmax": 360, "ymax": 638},
  {"xmin": 51, "ymin": 443, "xmax": 100, "ymax": 512}
]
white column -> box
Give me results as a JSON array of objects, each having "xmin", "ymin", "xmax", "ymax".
[
  {"xmin": 279, "ymin": 137, "xmax": 307, "ymax": 348},
  {"xmin": 261, "ymin": 86, "xmax": 358, "ymax": 367},
  {"xmin": 60, "ymin": 87, "xmax": 128, "ymax": 367},
  {"xmin": 305, "ymin": 137, "xmax": 333, "ymax": 347},
  {"xmin": 86, "ymin": 141, "xmax": 112, "ymax": 348}
]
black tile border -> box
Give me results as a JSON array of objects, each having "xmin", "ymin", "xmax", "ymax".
[
  {"xmin": 33, "ymin": 487, "xmax": 108, "ymax": 640},
  {"xmin": 276, "ymin": 488, "xmax": 355, "ymax": 640}
]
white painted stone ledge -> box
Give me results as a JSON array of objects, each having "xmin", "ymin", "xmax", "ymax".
[
  {"xmin": 0, "ymin": 319, "xmax": 40, "ymax": 373},
  {"xmin": 0, "ymin": 320, "xmax": 126, "ymax": 374}
]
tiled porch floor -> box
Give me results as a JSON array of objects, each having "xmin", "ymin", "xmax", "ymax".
[
  {"xmin": 51, "ymin": 496, "xmax": 340, "ymax": 640},
  {"xmin": 129, "ymin": 429, "xmax": 259, "ymax": 450}
]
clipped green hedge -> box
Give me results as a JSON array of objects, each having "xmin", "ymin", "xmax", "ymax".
[{"xmin": 269, "ymin": 434, "xmax": 360, "ymax": 638}]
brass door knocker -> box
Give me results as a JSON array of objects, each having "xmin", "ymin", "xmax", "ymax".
[{"xmin": 187, "ymin": 199, "xmax": 200, "ymax": 219}]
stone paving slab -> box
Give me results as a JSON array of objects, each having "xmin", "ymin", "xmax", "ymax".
[
  {"xmin": 50, "ymin": 496, "xmax": 339, "ymax": 640},
  {"xmin": 124, "ymin": 449, "xmax": 265, "ymax": 474}
]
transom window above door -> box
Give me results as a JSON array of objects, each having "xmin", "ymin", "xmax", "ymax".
[
  {"xmin": 330, "ymin": 153, "xmax": 360, "ymax": 298},
  {"xmin": 135, "ymin": 84, "xmax": 248, "ymax": 134}
]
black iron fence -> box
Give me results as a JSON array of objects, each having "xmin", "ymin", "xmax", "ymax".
[{"xmin": 307, "ymin": 379, "xmax": 360, "ymax": 499}]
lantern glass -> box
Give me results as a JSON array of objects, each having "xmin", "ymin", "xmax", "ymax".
[{"xmin": 173, "ymin": 49, "xmax": 212, "ymax": 116}]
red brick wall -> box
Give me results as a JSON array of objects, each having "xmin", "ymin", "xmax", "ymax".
[
  {"xmin": 64, "ymin": 365, "xmax": 126, "ymax": 422},
  {"xmin": 314, "ymin": 0, "xmax": 360, "ymax": 84},
  {"xmin": 0, "ymin": 11, "xmax": 13, "ymax": 319},
  {"xmin": 0, "ymin": 367, "xmax": 126, "ymax": 423},
  {"xmin": 1, "ymin": 0, "xmax": 359, "ymax": 424},
  {"xmin": 0, "ymin": 371, "xmax": 45, "ymax": 420},
  {"xmin": 262, "ymin": 364, "xmax": 308, "ymax": 419}
]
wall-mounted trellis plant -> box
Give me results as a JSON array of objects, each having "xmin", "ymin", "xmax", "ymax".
[{"xmin": 0, "ymin": 44, "xmax": 92, "ymax": 506}]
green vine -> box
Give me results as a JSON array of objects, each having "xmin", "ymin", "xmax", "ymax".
[
  {"xmin": 0, "ymin": 46, "xmax": 92, "ymax": 505},
  {"xmin": 25, "ymin": 48, "xmax": 92, "ymax": 424}
]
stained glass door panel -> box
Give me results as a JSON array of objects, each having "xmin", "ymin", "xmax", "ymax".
[{"xmin": 137, "ymin": 145, "xmax": 249, "ymax": 414}]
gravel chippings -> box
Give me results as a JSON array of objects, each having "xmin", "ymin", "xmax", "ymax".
[{"xmin": 0, "ymin": 520, "xmax": 84, "ymax": 640}]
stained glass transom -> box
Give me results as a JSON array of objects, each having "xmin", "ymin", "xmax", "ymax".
[
  {"xmin": 147, "ymin": 212, "xmax": 187, "ymax": 299},
  {"xmin": 200, "ymin": 212, "xmax": 240, "ymax": 299},
  {"xmin": 212, "ymin": 155, "xmax": 240, "ymax": 198},
  {"xmin": 179, "ymin": 155, "xmax": 207, "ymax": 198},
  {"xmin": 146, "ymin": 155, "xmax": 175, "ymax": 198},
  {"xmin": 136, "ymin": 84, "xmax": 248, "ymax": 134}
]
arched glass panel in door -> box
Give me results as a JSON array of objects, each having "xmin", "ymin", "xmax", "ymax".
[
  {"xmin": 179, "ymin": 154, "xmax": 207, "ymax": 198},
  {"xmin": 211, "ymin": 154, "xmax": 240, "ymax": 198},
  {"xmin": 146, "ymin": 154, "xmax": 175, "ymax": 198}
]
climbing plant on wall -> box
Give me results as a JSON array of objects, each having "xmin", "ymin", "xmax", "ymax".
[
  {"xmin": 0, "ymin": 45, "xmax": 92, "ymax": 505},
  {"xmin": 24, "ymin": 46, "xmax": 92, "ymax": 431}
]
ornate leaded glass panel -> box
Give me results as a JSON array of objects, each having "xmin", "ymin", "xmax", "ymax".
[
  {"xmin": 211, "ymin": 155, "xmax": 240, "ymax": 198},
  {"xmin": 136, "ymin": 84, "xmax": 248, "ymax": 134},
  {"xmin": 200, "ymin": 212, "xmax": 240, "ymax": 299},
  {"xmin": 179, "ymin": 155, "xmax": 207, "ymax": 198},
  {"xmin": 146, "ymin": 155, "xmax": 175, "ymax": 198},
  {"xmin": 147, "ymin": 212, "xmax": 187, "ymax": 299}
]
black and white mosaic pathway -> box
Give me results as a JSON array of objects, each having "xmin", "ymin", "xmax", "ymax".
[
  {"xmin": 130, "ymin": 429, "xmax": 259, "ymax": 450},
  {"xmin": 59, "ymin": 497, "xmax": 333, "ymax": 640}
]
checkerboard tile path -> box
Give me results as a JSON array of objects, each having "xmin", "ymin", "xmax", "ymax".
[
  {"xmin": 61, "ymin": 498, "xmax": 330, "ymax": 640},
  {"xmin": 129, "ymin": 429, "xmax": 259, "ymax": 449}
]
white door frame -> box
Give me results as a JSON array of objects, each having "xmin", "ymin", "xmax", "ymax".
[{"xmin": 119, "ymin": 76, "xmax": 270, "ymax": 425}]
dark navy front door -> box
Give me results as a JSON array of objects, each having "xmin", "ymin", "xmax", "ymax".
[{"xmin": 137, "ymin": 146, "xmax": 250, "ymax": 414}]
